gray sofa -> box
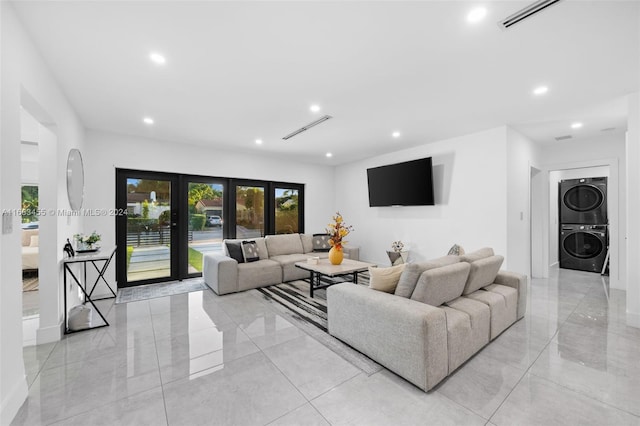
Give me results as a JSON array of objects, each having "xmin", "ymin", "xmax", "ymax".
[
  {"xmin": 203, "ymin": 233, "xmax": 359, "ymax": 295},
  {"xmin": 327, "ymin": 248, "xmax": 527, "ymax": 392}
]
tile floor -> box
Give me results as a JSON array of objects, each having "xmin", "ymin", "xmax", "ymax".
[{"xmin": 13, "ymin": 267, "xmax": 640, "ymax": 426}]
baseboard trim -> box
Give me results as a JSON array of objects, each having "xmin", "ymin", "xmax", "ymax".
[
  {"xmin": 36, "ymin": 320, "xmax": 63, "ymax": 344},
  {"xmin": 1, "ymin": 374, "xmax": 28, "ymax": 425}
]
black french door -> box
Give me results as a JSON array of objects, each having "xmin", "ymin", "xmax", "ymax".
[
  {"xmin": 116, "ymin": 169, "xmax": 304, "ymax": 288},
  {"xmin": 116, "ymin": 170, "xmax": 179, "ymax": 287}
]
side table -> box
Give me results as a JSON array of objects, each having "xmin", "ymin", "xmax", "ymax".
[{"xmin": 62, "ymin": 246, "xmax": 117, "ymax": 334}]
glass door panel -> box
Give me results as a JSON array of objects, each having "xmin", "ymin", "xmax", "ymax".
[
  {"xmin": 236, "ymin": 185, "xmax": 265, "ymax": 238},
  {"xmin": 274, "ymin": 188, "xmax": 299, "ymax": 234},
  {"xmin": 125, "ymin": 178, "xmax": 173, "ymax": 282},
  {"xmin": 187, "ymin": 182, "xmax": 224, "ymax": 274}
]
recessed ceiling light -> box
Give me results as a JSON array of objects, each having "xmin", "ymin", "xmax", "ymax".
[
  {"xmin": 571, "ymin": 122, "xmax": 583, "ymax": 129},
  {"xmin": 149, "ymin": 52, "xmax": 166, "ymax": 65},
  {"xmin": 392, "ymin": 131, "xmax": 401, "ymax": 138},
  {"xmin": 143, "ymin": 117, "xmax": 154, "ymax": 125},
  {"xmin": 310, "ymin": 104, "xmax": 321, "ymax": 113},
  {"xmin": 255, "ymin": 139, "xmax": 263, "ymax": 145},
  {"xmin": 533, "ymin": 85, "xmax": 548, "ymax": 95},
  {"xmin": 467, "ymin": 7, "xmax": 487, "ymax": 23},
  {"xmin": 326, "ymin": 152, "xmax": 333, "ymax": 158}
]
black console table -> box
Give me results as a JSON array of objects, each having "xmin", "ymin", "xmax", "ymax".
[{"xmin": 62, "ymin": 246, "xmax": 117, "ymax": 334}]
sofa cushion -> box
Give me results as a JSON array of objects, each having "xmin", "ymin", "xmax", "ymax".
[
  {"xmin": 300, "ymin": 234, "xmax": 314, "ymax": 253},
  {"xmin": 465, "ymin": 284, "xmax": 517, "ymax": 339},
  {"xmin": 265, "ymin": 234, "xmax": 304, "ymax": 256},
  {"xmin": 410, "ymin": 262, "xmax": 470, "ymax": 306},
  {"xmin": 462, "ymin": 255, "xmax": 504, "ymax": 295},
  {"xmin": 312, "ymin": 234, "xmax": 331, "ymax": 252},
  {"xmin": 225, "ymin": 241, "xmax": 244, "ymax": 263},
  {"xmin": 241, "ymin": 241, "xmax": 259, "ymax": 262},
  {"xmin": 29, "ymin": 235, "xmax": 39, "ymax": 247},
  {"xmin": 368, "ymin": 264, "xmax": 406, "ymax": 293},
  {"xmin": 394, "ymin": 255, "xmax": 460, "ymax": 298},
  {"xmin": 269, "ymin": 253, "xmax": 309, "ymax": 281},
  {"xmin": 237, "ymin": 259, "xmax": 282, "ymax": 291},
  {"xmin": 459, "ymin": 247, "xmax": 494, "ymax": 263},
  {"xmin": 442, "ymin": 297, "xmax": 490, "ymax": 372}
]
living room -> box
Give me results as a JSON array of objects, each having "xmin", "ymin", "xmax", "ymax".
[{"xmin": 2, "ymin": 1, "xmax": 640, "ymax": 425}]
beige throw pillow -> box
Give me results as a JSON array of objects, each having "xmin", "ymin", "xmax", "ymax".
[
  {"xmin": 369, "ymin": 264, "xmax": 406, "ymax": 293},
  {"xmin": 29, "ymin": 235, "xmax": 39, "ymax": 247}
]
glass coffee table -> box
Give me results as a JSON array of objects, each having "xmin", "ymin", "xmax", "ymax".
[{"xmin": 294, "ymin": 258, "xmax": 376, "ymax": 297}]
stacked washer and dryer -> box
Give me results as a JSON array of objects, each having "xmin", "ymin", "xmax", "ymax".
[{"xmin": 559, "ymin": 177, "xmax": 608, "ymax": 273}]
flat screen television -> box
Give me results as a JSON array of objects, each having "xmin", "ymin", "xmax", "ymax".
[{"xmin": 367, "ymin": 157, "xmax": 435, "ymax": 207}]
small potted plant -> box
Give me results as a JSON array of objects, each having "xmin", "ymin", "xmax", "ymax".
[{"xmin": 74, "ymin": 231, "xmax": 101, "ymax": 251}]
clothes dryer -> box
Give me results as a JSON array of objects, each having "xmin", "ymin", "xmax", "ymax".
[
  {"xmin": 559, "ymin": 224, "xmax": 608, "ymax": 273},
  {"xmin": 559, "ymin": 177, "xmax": 607, "ymax": 224}
]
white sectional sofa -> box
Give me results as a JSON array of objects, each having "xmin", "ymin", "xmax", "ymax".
[
  {"xmin": 327, "ymin": 248, "xmax": 527, "ymax": 392},
  {"xmin": 203, "ymin": 233, "xmax": 359, "ymax": 295}
]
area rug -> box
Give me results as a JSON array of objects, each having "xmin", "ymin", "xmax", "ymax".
[
  {"xmin": 254, "ymin": 277, "xmax": 382, "ymax": 376},
  {"xmin": 115, "ymin": 278, "xmax": 208, "ymax": 304}
]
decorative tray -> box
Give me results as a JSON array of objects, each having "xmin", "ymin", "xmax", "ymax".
[{"xmin": 76, "ymin": 248, "xmax": 100, "ymax": 253}]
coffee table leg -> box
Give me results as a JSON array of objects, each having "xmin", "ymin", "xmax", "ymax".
[
  {"xmin": 353, "ymin": 271, "xmax": 358, "ymax": 284},
  {"xmin": 309, "ymin": 271, "xmax": 314, "ymax": 298}
]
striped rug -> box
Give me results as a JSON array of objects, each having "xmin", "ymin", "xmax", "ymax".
[{"xmin": 254, "ymin": 276, "xmax": 382, "ymax": 375}]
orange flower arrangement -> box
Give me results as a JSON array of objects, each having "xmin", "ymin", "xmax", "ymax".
[{"xmin": 326, "ymin": 212, "xmax": 354, "ymax": 250}]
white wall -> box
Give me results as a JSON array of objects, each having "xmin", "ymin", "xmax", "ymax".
[
  {"xmin": 506, "ymin": 127, "xmax": 541, "ymax": 276},
  {"xmin": 626, "ymin": 92, "xmax": 640, "ymax": 321},
  {"xmin": 334, "ymin": 127, "xmax": 509, "ymax": 267},
  {"xmin": 539, "ymin": 133, "xmax": 625, "ymax": 289},
  {"xmin": 1, "ymin": 3, "xmax": 85, "ymax": 423},
  {"xmin": 82, "ymin": 129, "xmax": 336, "ymax": 288}
]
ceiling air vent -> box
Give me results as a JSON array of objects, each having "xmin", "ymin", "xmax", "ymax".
[
  {"xmin": 499, "ymin": 0, "xmax": 562, "ymax": 29},
  {"xmin": 282, "ymin": 115, "xmax": 333, "ymax": 140},
  {"xmin": 555, "ymin": 135, "xmax": 572, "ymax": 141}
]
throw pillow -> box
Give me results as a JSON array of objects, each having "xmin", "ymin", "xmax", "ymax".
[
  {"xmin": 241, "ymin": 240, "xmax": 260, "ymax": 263},
  {"xmin": 225, "ymin": 241, "xmax": 245, "ymax": 263},
  {"xmin": 312, "ymin": 233, "xmax": 331, "ymax": 252},
  {"xmin": 447, "ymin": 244, "xmax": 465, "ymax": 256},
  {"xmin": 369, "ymin": 264, "xmax": 406, "ymax": 293},
  {"xmin": 30, "ymin": 235, "xmax": 39, "ymax": 247}
]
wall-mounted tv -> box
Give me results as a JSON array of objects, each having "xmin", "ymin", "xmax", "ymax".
[{"xmin": 367, "ymin": 157, "xmax": 435, "ymax": 207}]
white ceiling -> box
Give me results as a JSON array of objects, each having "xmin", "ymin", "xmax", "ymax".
[{"xmin": 12, "ymin": 0, "xmax": 640, "ymax": 165}]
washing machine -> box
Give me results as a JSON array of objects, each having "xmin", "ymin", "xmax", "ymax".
[
  {"xmin": 559, "ymin": 224, "xmax": 608, "ymax": 273},
  {"xmin": 559, "ymin": 177, "xmax": 607, "ymax": 224}
]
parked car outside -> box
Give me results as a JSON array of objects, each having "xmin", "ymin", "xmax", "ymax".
[{"xmin": 207, "ymin": 215, "xmax": 223, "ymax": 227}]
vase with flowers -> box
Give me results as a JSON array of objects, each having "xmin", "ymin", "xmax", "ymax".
[
  {"xmin": 74, "ymin": 231, "xmax": 101, "ymax": 252},
  {"xmin": 326, "ymin": 212, "xmax": 354, "ymax": 265}
]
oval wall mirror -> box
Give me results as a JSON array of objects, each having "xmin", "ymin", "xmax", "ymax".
[{"xmin": 66, "ymin": 148, "xmax": 84, "ymax": 210}]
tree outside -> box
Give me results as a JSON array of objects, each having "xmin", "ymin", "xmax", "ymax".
[
  {"xmin": 21, "ymin": 185, "xmax": 38, "ymax": 223},
  {"xmin": 275, "ymin": 188, "xmax": 299, "ymax": 234}
]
